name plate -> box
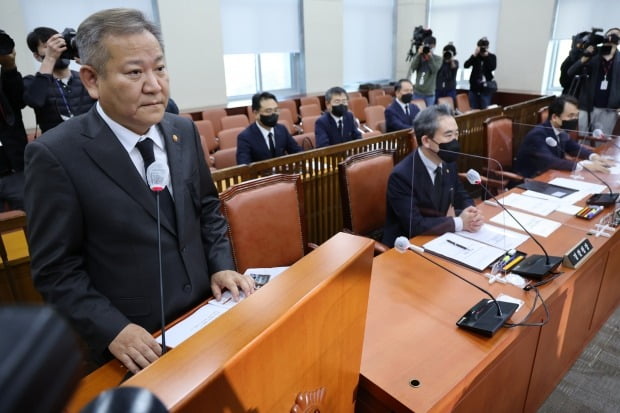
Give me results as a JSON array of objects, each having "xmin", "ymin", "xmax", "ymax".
[{"xmin": 563, "ymin": 238, "xmax": 594, "ymax": 269}]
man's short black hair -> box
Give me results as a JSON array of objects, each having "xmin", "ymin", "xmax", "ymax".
[
  {"xmin": 413, "ymin": 104, "xmax": 454, "ymax": 146},
  {"xmin": 26, "ymin": 27, "xmax": 58, "ymax": 53},
  {"xmin": 251, "ymin": 92, "xmax": 277, "ymax": 112},
  {"xmin": 549, "ymin": 95, "xmax": 578, "ymax": 118},
  {"xmin": 325, "ymin": 86, "xmax": 348, "ymax": 103},
  {"xmin": 394, "ymin": 79, "xmax": 413, "ymax": 92}
]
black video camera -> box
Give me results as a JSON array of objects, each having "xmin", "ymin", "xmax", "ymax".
[
  {"xmin": 477, "ymin": 38, "xmax": 490, "ymax": 54},
  {"xmin": 407, "ymin": 26, "xmax": 433, "ymax": 61},
  {"xmin": 60, "ymin": 27, "xmax": 79, "ymax": 60},
  {"xmin": 0, "ymin": 30, "xmax": 15, "ymax": 56}
]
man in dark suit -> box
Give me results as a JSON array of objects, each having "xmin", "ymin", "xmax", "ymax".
[
  {"xmin": 24, "ymin": 9, "xmax": 254, "ymax": 373},
  {"xmin": 384, "ymin": 79, "xmax": 420, "ymax": 132},
  {"xmin": 315, "ymin": 86, "xmax": 361, "ymax": 147},
  {"xmin": 514, "ymin": 95, "xmax": 609, "ymax": 178},
  {"xmin": 236, "ymin": 92, "xmax": 301, "ymax": 164},
  {"xmin": 383, "ymin": 105, "xmax": 483, "ymax": 247}
]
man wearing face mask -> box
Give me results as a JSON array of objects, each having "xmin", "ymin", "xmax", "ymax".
[
  {"xmin": 383, "ymin": 105, "xmax": 482, "ymax": 247},
  {"xmin": 514, "ymin": 95, "xmax": 608, "ymax": 178},
  {"xmin": 315, "ymin": 86, "xmax": 361, "ymax": 148},
  {"xmin": 385, "ymin": 79, "xmax": 421, "ymax": 132},
  {"xmin": 24, "ymin": 27, "xmax": 96, "ymax": 132},
  {"xmin": 568, "ymin": 28, "xmax": 620, "ymax": 136},
  {"xmin": 236, "ymin": 91, "xmax": 301, "ymax": 164}
]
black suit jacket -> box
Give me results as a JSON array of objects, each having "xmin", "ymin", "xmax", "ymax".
[
  {"xmin": 382, "ymin": 149, "xmax": 474, "ymax": 247},
  {"xmin": 384, "ymin": 100, "xmax": 420, "ymax": 132},
  {"xmin": 236, "ymin": 122, "xmax": 301, "ymax": 164},
  {"xmin": 315, "ymin": 111, "xmax": 360, "ymax": 147},
  {"xmin": 24, "ymin": 107, "xmax": 234, "ymax": 361}
]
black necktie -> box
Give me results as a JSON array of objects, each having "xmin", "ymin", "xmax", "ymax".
[
  {"xmin": 135, "ymin": 138, "xmax": 176, "ymax": 229},
  {"xmin": 433, "ymin": 165, "xmax": 443, "ymax": 206},
  {"xmin": 338, "ymin": 119, "xmax": 343, "ymax": 137},
  {"xmin": 268, "ymin": 132, "xmax": 276, "ymax": 157},
  {"xmin": 405, "ymin": 105, "xmax": 410, "ymax": 117}
]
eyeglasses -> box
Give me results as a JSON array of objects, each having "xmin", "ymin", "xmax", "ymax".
[
  {"xmin": 259, "ymin": 108, "xmax": 280, "ymax": 115},
  {"xmin": 331, "ymin": 99, "xmax": 348, "ymax": 105}
]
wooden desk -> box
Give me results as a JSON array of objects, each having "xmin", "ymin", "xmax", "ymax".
[
  {"xmin": 357, "ymin": 166, "xmax": 620, "ymax": 412},
  {"xmin": 67, "ymin": 232, "xmax": 374, "ymax": 412}
]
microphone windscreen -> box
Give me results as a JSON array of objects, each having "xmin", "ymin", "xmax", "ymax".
[
  {"xmin": 592, "ymin": 129, "xmax": 605, "ymax": 139},
  {"xmin": 466, "ymin": 169, "xmax": 481, "ymax": 185},
  {"xmin": 545, "ymin": 137, "xmax": 558, "ymax": 147},
  {"xmin": 394, "ymin": 236, "xmax": 410, "ymax": 253},
  {"xmin": 146, "ymin": 160, "xmax": 170, "ymax": 192}
]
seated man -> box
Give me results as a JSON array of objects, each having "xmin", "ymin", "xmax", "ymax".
[
  {"xmin": 514, "ymin": 95, "xmax": 608, "ymax": 178},
  {"xmin": 383, "ymin": 105, "xmax": 483, "ymax": 247},
  {"xmin": 315, "ymin": 86, "xmax": 361, "ymax": 148},
  {"xmin": 385, "ymin": 79, "xmax": 421, "ymax": 132},
  {"xmin": 236, "ymin": 91, "xmax": 301, "ymax": 164}
]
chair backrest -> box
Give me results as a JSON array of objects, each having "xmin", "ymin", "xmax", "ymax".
[
  {"xmin": 220, "ymin": 114, "xmax": 249, "ymax": 131},
  {"xmin": 0, "ymin": 210, "xmax": 31, "ymax": 303},
  {"xmin": 412, "ymin": 99, "xmax": 426, "ymax": 110},
  {"xmin": 299, "ymin": 104, "xmax": 321, "ymax": 118},
  {"xmin": 194, "ymin": 120, "xmax": 218, "ymax": 153},
  {"xmin": 348, "ymin": 91, "xmax": 362, "ymax": 99},
  {"xmin": 437, "ymin": 96, "xmax": 455, "ymax": 110},
  {"xmin": 455, "ymin": 93, "xmax": 471, "ymax": 113},
  {"xmin": 201, "ymin": 108, "xmax": 227, "ymax": 136},
  {"xmin": 278, "ymin": 119, "xmax": 296, "ymax": 135},
  {"xmin": 199, "ymin": 135, "xmax": 214, "ymax": 168},
  {"xmin": 368, "ymin": 89, "xmax": 386, "ymax": 105},
  {"xmin": 219, "ymin": 174, "xmax": 306, "ymax": 273},
  {"xmin": 217, "ymin": 126, "xmax": 245, "ymax": 149},
  {"xmin": 211, "ymin": 147, "xmax": 237, "ymax": 170},
  {"xmin": 484, "ymin": 116, "xmax": 514, "ymax": 171},
  {"xmin": 364, "ymin": 105, "xmax": 386, "ymax": 131},
  {"xmin": 374, "ymin": 94, "xmax": 393, "ymax": 108},
  {"xmin": 293, "ymin": 133, "xmax": 315, "ymax": 150},
  {"xmin": 277, "ymin": 107, "xmax": 295, "ymax": 126},
  {"xmin": 300, "ymin": 115, "xmax": 320, "ymax": 134},
  {"xmin": 338, "ymin": 149, "xmax": 395, "ymax": 238},
  {"xmin": 349, "ymin": 96, "xmax": 369, "ymax": 123},
  {"xmin": 246, "ymin": 105, "xmax": 256, "ymax": 123},
  {"xmin": 278, "ymin": 99, "xmax": 299, "ymax": 123},
  {"xmin": 538, "ymin": 106, "xmax": 549, "ymax": 124},
  {"xmin": 300, "ymin": 96, "xmax": 321, "ymax": 109}
]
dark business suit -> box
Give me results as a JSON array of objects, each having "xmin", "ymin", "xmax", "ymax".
[
  {"xmin": 24, "ymin": 107, "xmax": 234, "ymax": 362},
  {"xmin": 514, "ymin": 120, "xmax": 592, "ymax": 178},
  {"xmin": 236, "ymin": 122, "xmax": 301, "ymax": 164},
  {"xmin": 383, "ymin": 149, "xmax": 474, "ymax": 247},
  {"xmin": 315, "ymin": 111, "xmax": 361, "ymax": 147},
  {"xmin": 384, "ymin": 100, "xmax": 420, "ymax": 132}
]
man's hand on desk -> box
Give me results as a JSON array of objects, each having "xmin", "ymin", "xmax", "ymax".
[
  {"xmin": 211, "ymin": 270, "xmax": 256, "ymax": 302},
  {"xmin": 109, "ymin": 323, "xmax": 162, "ymax": 374},
  {"xmin": 582, "ymin": 156, "xmax": 612, "ymax": 173},
  {"xmin": 460, "ymin": 206, "xmax": 484, "ymax": 232}
]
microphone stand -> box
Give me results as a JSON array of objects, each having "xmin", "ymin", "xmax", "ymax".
[
  {"xmin": 155, "ymin": 192, "xmax": 166, "ymax": 354},
  {"xmin": 581, "ymin": 164, "xmax": 619, "ymax": 206}
]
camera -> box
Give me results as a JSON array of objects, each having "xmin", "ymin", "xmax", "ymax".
[
  {"xmin": 407, "ymin": 26, "xmax": 433, "ymax": 61},
  {"xmin": 477, "ymin": 37, "xmax": 489, "ymax": 54},
  {"xmin": 0, "ymin": 30, "xmax": 15, "ymax": 56},
  {"xmin": 443, "ymin": 43, "xmax": 456, "ymax": 61},
  {"xmin": 60, "ymin": 27, "xmax": 79, "ymax": 60}
]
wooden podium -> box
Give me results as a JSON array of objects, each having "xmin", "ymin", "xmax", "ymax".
[{"xmin": 66, "ymin": 232, "xmax": 374, "ymax": 412}]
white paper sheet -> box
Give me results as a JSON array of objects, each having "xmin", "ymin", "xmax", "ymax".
[
  {"xmin": 548, "ymin": 177, "xmax": 606, "ymax": 194},
  {"xmin": 489, "ymin": 209, "xmax": 561, "ymax": 238},
  {"xmin": 457, "ymin": 223, "xmax": 529, "ymax": 251},
  {"xmin": 498, "ymin": 193, "xmax": 560, "ymax": 216},
  {"xmin": 423, "ymin": 233, "xmax": 505, "ymax": 272}
]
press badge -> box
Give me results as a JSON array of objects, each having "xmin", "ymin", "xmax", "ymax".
[{"xmin": 600, "ymin": 79, "xmax": 608, "ymax": 90}]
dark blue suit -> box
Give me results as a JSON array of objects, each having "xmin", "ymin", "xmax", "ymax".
[
  {"xmin": 236, "ymin": 123, "xmax": 301, "ymax": 165},
  {"xmin": 315, "ymin": 111, "xmax": 361, "ymax": 148},
  {"xmin": 382, "ymin": 149, "xmax": 474, "ymax": 247},
  {"xmin": 514, "ymin": 120, "xmax": 593, "ymax": 178},
  {"xmin": 384, "ymin": 100, "xmax": 421, "ymax": 132}
]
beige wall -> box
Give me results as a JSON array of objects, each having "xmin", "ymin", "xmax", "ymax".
[{"xmin": 394, "ymin": 0, "xmax": 428, "ymax": 80}]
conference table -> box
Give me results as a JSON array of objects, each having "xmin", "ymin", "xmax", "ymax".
[{"xmin": 357, "ymin": 148, "xmax": 620, "ymax": 412}]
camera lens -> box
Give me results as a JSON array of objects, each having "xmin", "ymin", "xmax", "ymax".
[
  {"xmin": 0, "ymin": 31, "xmax": 15, "ymax": 56},
  {"xmin": 443, "ymin": 51, "xmax": 452, "ymax": 60},
  {"xmin": 423, "ymin": 46, "xmax": 430, "ymax": 54}
]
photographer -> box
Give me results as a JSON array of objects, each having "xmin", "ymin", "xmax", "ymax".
[
  {"xmin": 0, "ymin": 30, "xmax": 26, "ymax": 210},
  {"xmin": 408, "ymin": 35, "xmax": 442, "ymax": 108},
  {"xmin": 568, "ymin": 28, "xmax": 620, "ymax": 136},
  {"xmin": 464, "ymin": 37, "xmax": 497, "ymax": 109},
  {"xmin": 435, "ymin": 43, "xmax": 459, "ymax": 105},
  {"xmin": 23, "ymin": 27, "xmax": 95, "ymax": 132},
  {"xmin": 560, "ymin": 31, "xmax": 589, "ymax": 96}
]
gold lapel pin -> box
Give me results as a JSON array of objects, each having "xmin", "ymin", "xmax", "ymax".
[{"xmin": 172, "ymin": 134, "xmax": 179, "ymax": 143}]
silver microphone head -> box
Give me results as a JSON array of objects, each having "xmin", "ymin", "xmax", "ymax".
[
  {"xmin": 146, "ymin": 160, "xmax": 170, "ymax": 192},
  {"xmin": 545, "ymin": 137, "xmax": 558, "ymax": 147},
  {"xmin": 466, "ymin": 169, "xmax": 481, "ymax": 185}
]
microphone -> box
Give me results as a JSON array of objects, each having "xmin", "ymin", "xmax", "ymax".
[
  {"xmin": 146, "ymin": 161, "xmax": 170, "ymax": 354},
  {"xmin": 593, "ymin": 128, "xmax": 620, "ymax": 150},
  {"xmin": 466, "ymin": 169, "xmax": 563, "ymax": 279},
  {"xmin": 394, "ymin": 236, "xmax": 518, "ymax": 337},
  {"xmin": 581, "ymin": 164, "xmax": 619, "ymax": 206}
]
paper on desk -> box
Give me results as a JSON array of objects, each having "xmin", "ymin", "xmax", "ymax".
[
  {"xmin": 555, "ymin": 204, "xmax": 584, "ymax": 215},
  {"xmin": 156, "ymin": 266, "xmax": 289, "ymax": 348},
  {"xmin": 489, "ymin": 209, "xmax": 561, "ymax": 237},
  {"xmin": 423, "ymin": 233, "xmax": 505, "ymax": 272},
  {"xmin": 521, "ymin": 189, "xmax": 588, "ymax": 206},
  {"xmin": 548, "ymin": 177, "xmax": 606, "ymax": 194},
  {"xmin": 497, "ymin": 193, "xmax": 559, "ymax": 216},
  {"xmin": 457, "ymin": 223, "xmax": 529, "ymax": 250}
]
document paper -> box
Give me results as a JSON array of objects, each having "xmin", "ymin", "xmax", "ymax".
[
  {"xmin": 457, "ymin": 223, "xmax": 529, "ymax": 251},
  {"xmin": 489, "ymin": 209, "xmax": 561, "ymax": 238},
  {"xmin": 422, "ymin": 233, "xmax": 505, "ymax": 272}
]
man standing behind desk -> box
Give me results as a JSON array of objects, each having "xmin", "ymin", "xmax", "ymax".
[
  {"xmin": 514, "ymin": 95, "xmax": 609, "ymax": 178},
  {"xmin": 24, "ymin": 8, "xmax": 254, "ymax": 373},
  {"xmin": 385, "ymin": 79, "xmax": 420, "ymax": 132},
  {"xmin": 236, "ymin": 91, "xmax": 301, "ymax": 164},
  {"xmin": 315, "ymin": 86, "xmax": 361, "ymax": 148},
  {"xmin": 383, "ymin": 105, "xmax": 483, "ymax": 247}
]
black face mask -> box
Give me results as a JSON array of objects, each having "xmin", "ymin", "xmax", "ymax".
[
  {"xmin": 260, "ymin": 113, "xmax": 279, "ymax": 128},
  {"xmin": 400, "ymin": 93, "xmax": 413, "ymax": 104},
  {"xmin": 54, "ymin": 58, "xmax": 70, "ymax": 70},
  {"xmin": 432, "ymin": 138, "xmax": 460, "ymax": 163},
  {"xmin": 561, "ymin": 118, "xmax": 578, "ymax": 132},
  {"xmin": 331, "ymin": 104, "xmax": 347, "ymax": 117}
]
